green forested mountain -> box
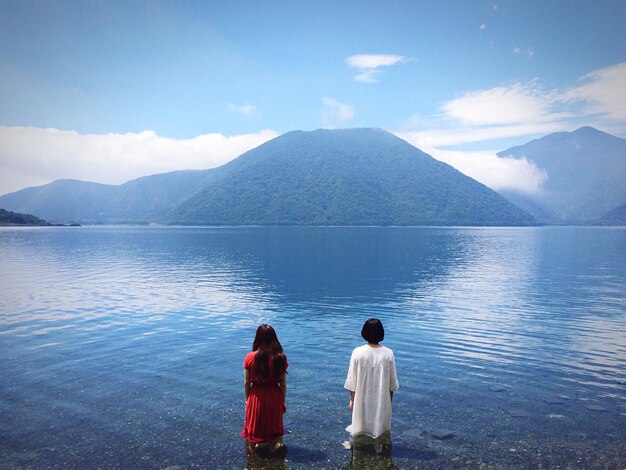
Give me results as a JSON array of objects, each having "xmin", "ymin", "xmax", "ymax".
[
  {"xmin": 498, "ymin": 127, "xmax": 626, "ymax": 224},
  {"xmin": 166, "ymin": 128, "xmax": 535, "ymax": 226},
  {"xmin": 0, "ymin": 208, "xmax": 51, "ymax": 226}
]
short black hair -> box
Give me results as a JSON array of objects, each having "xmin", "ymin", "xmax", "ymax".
[{"xmin": 361, "ymin": 318, "xmax": 384, "ymax": 343}]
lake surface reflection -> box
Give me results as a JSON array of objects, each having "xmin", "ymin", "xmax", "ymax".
[{"xmin": 1, "ymin": 226, "xmax": 625, "ymax": 468}]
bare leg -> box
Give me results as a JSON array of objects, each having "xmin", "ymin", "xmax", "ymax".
[{"xmin": 268, "ymin": 436, "xmax": 284, "ymax": 453}]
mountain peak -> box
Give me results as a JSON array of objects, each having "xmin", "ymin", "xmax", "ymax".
[
  {"xmin": 573, "ymin": 126, "xmax": 599, "ymax": 133},
  {"xmin": 281, "ymin": 127, "xmax": 392, "ymax": 140},
  {"xmin": 498, "ymin": 127, "xmax": 626, "ymax": 223},
  {"xmin": 571, "ymin": 126, "xmax": 619, "ymax": 139}
]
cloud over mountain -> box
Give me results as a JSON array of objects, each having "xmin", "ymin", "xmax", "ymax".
[{"xmin": 0, "ymin": 126, "xmax": 278, "ymax": 195}]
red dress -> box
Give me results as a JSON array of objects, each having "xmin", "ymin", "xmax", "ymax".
[{"xmin": 241, "ymin": 351, "xmax": 288, "ymax": 443}]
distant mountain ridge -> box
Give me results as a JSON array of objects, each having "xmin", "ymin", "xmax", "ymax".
[
  {"xmin": 0, "ymin": 128, "xmax": 534, "ymax": 226},
  {"xmin": 598, "ymin": 201, "xmax": 626, "ymax": 225},
  {"xmin": 498, "ymin": 127, "xmax": 626, "ymax": 223},
  {"xmin": 0, "ymin": 170, "xmax": 214, "ymax": 224}
]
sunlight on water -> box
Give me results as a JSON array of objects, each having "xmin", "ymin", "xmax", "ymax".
[{"xmin": 0, "ymin": 226, "xmax": 625, "ymax": 468}]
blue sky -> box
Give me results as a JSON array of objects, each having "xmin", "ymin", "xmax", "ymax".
[{"xmin": 1, "ymin": 0, "xmax": 625, "ymax": 194}]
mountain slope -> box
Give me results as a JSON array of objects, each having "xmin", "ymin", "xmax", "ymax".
[
  {"xmin": 0, "ymin": 179, "xmax": 116, "ymax": 223},
  {"xmin": 167, "ymin": 128, "xmax": 535, "ymax": 226},
  {"xmin": 0, "ymin": 208, "xmax": 51, "ymax": 226},
  {"xmin": 0, "ymin": 170, "xmax": 214, "ymax": 224},
  {"xmin": 598, "ymin": 201, "xmax": 626, "ymax": 225},
  {"xmin": 498, "ymin": 127, "xmax": 626, "ymax": 223}
]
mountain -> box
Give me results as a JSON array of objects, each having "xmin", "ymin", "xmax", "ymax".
[
  {"xmin": 106, "ymin": 170, "xmax": 216, "ymax": 222},
  {"xmin": 497, "ymin": 127, "xmax": 626, "ymax": 223},
  {"xmin": 0, "ymin": 179, "xmax": 116, "ymax": 224},
  {"xmin": 0, "ymin": 208, "xmax": 51, "ymax": 226},
  {"xmin": 166, "ymin": 128, "xmax": 535, "ymax": 226},
  {"xmin": 598, "ymin": 201, "xmax": 626, "ymax": 225},
  {"xmin": 0, "ymin": 170, "xmax": 214, "ymax": 224}
]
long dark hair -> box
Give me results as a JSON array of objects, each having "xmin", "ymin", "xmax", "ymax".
[{"xmin": 252, "ymin": 324, "xmax": 287, "ymax": 379}]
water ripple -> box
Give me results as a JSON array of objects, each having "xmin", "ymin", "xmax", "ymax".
[{"xmin": 1, "ymin": 226, "xmax": 625, "ymax": 468}]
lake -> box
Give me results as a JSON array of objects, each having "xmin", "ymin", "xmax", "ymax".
[{"xmin": 0, "ymin": 226, "xmax": 625, "ymax": 469}]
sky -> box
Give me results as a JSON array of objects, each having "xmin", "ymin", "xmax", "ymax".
[{"xmin": 1, "ymin": 0, "xmax": 625, "ymax": 195}]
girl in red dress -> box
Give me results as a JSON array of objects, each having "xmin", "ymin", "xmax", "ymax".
[{"xmin": 241, "ymin": 324, "xmax": 288, "ymax": 452}]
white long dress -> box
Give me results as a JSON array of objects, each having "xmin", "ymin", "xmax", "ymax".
[{"xmin": 344, "ymin": 344, "xmax": 399, "ymax": 438}]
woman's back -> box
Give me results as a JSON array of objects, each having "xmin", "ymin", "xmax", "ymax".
[
  {"xmin": 244, "ymin": 351, "xmax": 284, "ymax": 385},
  {"xmin": 345, "ymin": 344, "xmax": 399, "ymax": 439}
]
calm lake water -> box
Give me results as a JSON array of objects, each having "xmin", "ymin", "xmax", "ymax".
[{"xmin": 1, "ymin": 226, "xmax": 625, "ymax": 469}]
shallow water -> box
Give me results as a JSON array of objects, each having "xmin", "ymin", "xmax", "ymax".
[{"xmin": 0, "ymin": 226, "xmax": 625, "ymax": 469}]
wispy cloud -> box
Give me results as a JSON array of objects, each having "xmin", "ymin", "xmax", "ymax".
[
  {"xmin": 513, "ymin": 47, "xmax": 534, "ymax": 58},
  {"xmin": 0, "ymin": 127, "xmax": 279, "ymax": 195},
  {"xmin": 441, "ymin": 82, "xmax": 569, "ymax": 126},
  {"xmin": 321, "ymin": 97, "xmax": 355, "ymax": 129},
  {"xmin": 396, "ymin": 122, "xmax": 568, "ymax": 148},
  {"xmin": 563, "ymin": 62, "xmax": 626, "ymax": 121},
  {"xmin": 227, "ymin": 102, "xmax": 260, "ymax": 118},
  {"xmin": 346, "ymin": 54, "xmax": 406, "ymax": 83},
  {"xmin": 432, "ymin": 62, "xmax": 626, "ymax": 139},
  {"xmin": 395, "ymin": 63, "xmax": 626, "ymax": 194}
]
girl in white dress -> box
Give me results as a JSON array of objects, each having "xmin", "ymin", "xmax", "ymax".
[{"xmin": 344, "ymin": 318, "xmax": 399, "ymax": 449}]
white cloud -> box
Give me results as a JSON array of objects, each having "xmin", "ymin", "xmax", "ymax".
[
  {"xmin": 441, "ymin": 82, "xmax": 568, "ymax": 126},
  {"xmin": 564, "ymin": 62, "xmax": 626, "ymax": 121},
  {"xmin": 0, "ymin": 127, "xmax": 279, "ymax": 195},
  {"xmin": 395, "ymin": 121, "xmax": 568, "ymax": 147},
  {"xmin": 346, "ymin": 54, "xmax": 405, "ymax": 83},
  {"xmin": 227, "ymin": 102, "xmax": 260, "ymax": 117},
  {"xmin": 354, "ymin": 70, "xmax": 382, "ymax": 84},
  {"xmin": 321, "ymin": 97, "xmax": 355, "ymax": 129},
  {"xmin": 346, "ymin": 54, "xmax": 404, "ymax": 69}
]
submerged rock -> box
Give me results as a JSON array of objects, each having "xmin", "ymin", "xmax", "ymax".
[
  {"xmin": 431, "ymin": 430, "xmax": 455, "ymax": 440},
  {"xmin": 508, "ymin": 409, "xmax": 531, "ymax": 418},
  {"xmin": 544, "ymin": 398, "xmax": 565, "ymax": 405},
  {"xmin": 399, "ymin": 428, "xmax": 426, "ymax": 441},
  {"xmin": 585, "ymin": 404, "xmax": 608, "ymax": 412}
]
